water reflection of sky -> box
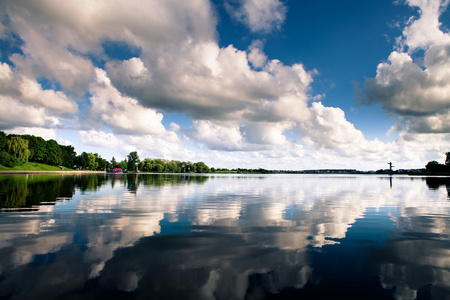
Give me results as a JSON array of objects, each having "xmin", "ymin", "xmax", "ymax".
[{"xmin": 0, "ymin": 174, "xmax": 449, "ymax": 299}]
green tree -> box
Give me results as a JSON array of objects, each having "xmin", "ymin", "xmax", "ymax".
[
  {"xmin": 111, "ymin": 156, "xmax": 118, "ymax": 168},
  {"xmin": 151, "ymin": 158, "xmax": 163, "ymax": 172},
  {"xmin": 195, "ymin": 161, "xmax": 210, "ymax": 173},
  {"xmin": 173, "ymin": 161, "xmax": 183, "ymax": 173},
  {"xmin": 76, "ymin": 152, "xmax": 89, "ymax": 169},
  {"xmin": 95, "ymin": 154, "xmax": 111, "ymax": 170},
  {"xmin": 118, "ymin": 159, "xmax": 127, "ymax": 171},
  {"xmin": 60, "ymin": 145, "xmax": 76, "ymax": 168},
  {"xmin": 127, "ymin": 151, "xmax": 140, "ymax": 172},
  {"xmin": 139, "ymin": 158, "xmax": 154, "ymax": 172},
  {"xmin": 156, "ymin": 163, "xmax": 165, "ymax": 172},
  {"xmin": 22, "ymin": 135, "xmax": 47, "ymax": 163},
  {"xmin": 87, "ymin": 153, "xmax": 98, "ymax": 170},
  {"xmin": 166, "ymin": 161, "xmax": 179, "ymax": 173},
  {"xmin": 182, "ymin": 161, "xmax": 196, "ymax": 173},
  {"xmin": 0, "ymin": 131, "xmax": 8, "ymax": 151},
  {"xmin": 4, "ymin": 136, "xmax": 31, "ymax": 166},
  {"xmin": 0, "ymin": 132, "xmax": 8, "ymax": 166},
  {"xmin": 45, "ymin": 139, "xmax": 62, "ymax": 166},
  {"xmin": 446, "ymin": 152, "xmax": 450, "ymax": 165}
]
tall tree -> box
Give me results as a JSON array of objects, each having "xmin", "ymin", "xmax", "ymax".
[
  {"xmin": 87, "ymin": 153, "xmax": 98, "ymax": 170},
  {"xmin": 0, "ymin": 131, "xmax": 7, "ymax": 151},
  {"xmin": 95, "ymin": 154, "xmax": 111, "ymax": 170},
  {"xmin": 446, "ymin": 152, "xmax": 450, "ymax": 165},
  {"xmin": 111, "ymin": 156, "xmax": 117, "ymax": 168},
  {"xmin": 45, "ymin": 140, "xmax": 62, "ymax": 166},
  {"xmin": 127, "ymin": 151, "xmax": 140, "ymax": 172},
  {"xmin": 22, "ymin": 135, "xmax": 46, "ymax": 163},
  {"xmin": 5, "ymin": 136, "xmax": 30, "ymax": 166},
  {"xmin": 60, "ymin": 145, "xmax": 76, "ymax": 168},
  {"xmin": 76, "ymin": 152, "xmax": 89, "ymax": 169},
  {"xmin": 0, "ymin": 132, "xmax": 9, "ymax": 166}
]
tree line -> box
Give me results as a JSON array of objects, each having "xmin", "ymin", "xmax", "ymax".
[
  {"xmin": 0, "ymin": 132, "xmax": 111, "ymax": 170},
  {"xmin": 136, "ymin": 156, "xmax": 209, "ymax": 173},
  {"xmin": 425, "ymin": 152, "xmax": 450, "ymax": 173},
  {"xmin": 0, "ymin": 132, "xmax": 211, "ymax": 173}
]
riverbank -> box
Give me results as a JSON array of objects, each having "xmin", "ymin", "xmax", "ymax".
[
  {"xmin": 0, "ymin": 162, "xmax": 106, "ymax": 174},
  {"xmin": 0, "ymin": 170, "xmax": 106, "ymax": 174}
]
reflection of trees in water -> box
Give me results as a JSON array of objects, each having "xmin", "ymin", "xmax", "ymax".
[
  {"xmin": 425, "ymin": 177, "xmax": 450, "ymax": 199},
  {"xmin": 0, "ymin": 175, "xmax": 76, "ymax": 209},
  {"xmin": 108, "ymin": 174, "xmax": 210, "ymax": 193},
  {"xmin": 0, "ymin": 176, "xmax": 28, "ymax": 208},
  {"xmin": 2, "ymin": 174, "xmax": 449, "ymax": 299},
  {"xmin": 0, "ymin": 174, "xmax": 211, "ymax": 209},
  {"xmin": 126, "ymin": 174, "xmax": 139, "ymax": 193},
  {"xmin": 77, "ymin": 175, "xmax": 109, "ymax": 193},
  {"xmin": 137, "ymin": 174, "xmax": 209, "ymax": 187}
]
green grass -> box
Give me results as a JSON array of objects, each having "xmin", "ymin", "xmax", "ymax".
[{"xmin": 0, "ymin": 162, "xmax": 66, "ymax": 171}]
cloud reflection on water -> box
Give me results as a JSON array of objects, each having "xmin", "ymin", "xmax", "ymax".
[{"xmin": 0, "ymin": 174, "xmax": 449, "ymax": 299}]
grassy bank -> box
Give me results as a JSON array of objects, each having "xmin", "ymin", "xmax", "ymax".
[{"xmin": 0, "ymin": 162, "xmax": 67, "ymax": 171}]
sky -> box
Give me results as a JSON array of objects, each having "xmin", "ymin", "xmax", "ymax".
[{"xmin": 0, "ymin": 0, "xmax": 449, "ymax": 171}]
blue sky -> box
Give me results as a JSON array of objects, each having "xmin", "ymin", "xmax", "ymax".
[{"xmin": 1, "ymin": 0, "xmax": 449, "ymax": 170}]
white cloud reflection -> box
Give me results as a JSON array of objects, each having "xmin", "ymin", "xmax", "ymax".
[{"xmin": 0, "ymin": 174, "xmax": 449, "ymax": 299}]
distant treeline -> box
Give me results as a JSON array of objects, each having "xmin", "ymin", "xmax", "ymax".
[
  {"xmin": 212, "ymin": 168, "xmax": 274, "ymax": 174},
  {"xmin": 137, "ymin": 157, "xmax": 210, "ymax": 173},
  {"xmin": 0, "ymin": 132, "xmax": 211, "ymax": 173},
  {"xmin": 425, "ymin": 155, "xmax": 450, "ymax": 173}
]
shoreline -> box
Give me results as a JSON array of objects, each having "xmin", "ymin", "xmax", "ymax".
[
  {"xmin": 0, "ymin": 170, "xmax": 106, "ymax": 175},
  {"xmin": 0, "ymin": 170, "xmax": 449, "ymax": 176}
]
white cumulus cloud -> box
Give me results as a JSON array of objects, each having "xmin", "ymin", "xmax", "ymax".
[
  {"xmin": 107, "ymin": 41, "xmax": 314, "ymax": 125},
  {"xmin": 0, "ymin": 62, "xmax": 77, "ymax": 130},
  {"xmin": 88, "ymin": 68, "xmax": 167, "ymax": 136},
  {"xmin": 359, "ymin": 0, "xmax": 450, "ymax": 134}
]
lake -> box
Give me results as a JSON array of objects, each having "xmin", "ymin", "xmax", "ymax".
[{"xmin": 0, "ymin": 173, "xmax": 449, "ymax": 300}]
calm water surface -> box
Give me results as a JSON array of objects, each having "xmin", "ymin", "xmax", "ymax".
[{"xmin": 0, "ymin": 174, "xmax": 449, "ymax": 300}]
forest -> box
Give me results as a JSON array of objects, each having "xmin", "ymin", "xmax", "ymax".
[{"xmin": 0, "ymin": 132, "xmax": 210, "ymax": 173}]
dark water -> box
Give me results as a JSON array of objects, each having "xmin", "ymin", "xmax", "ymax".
[{"xmin": 0, "ymin": 174, "xmax": 449, "ymax": 300}]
